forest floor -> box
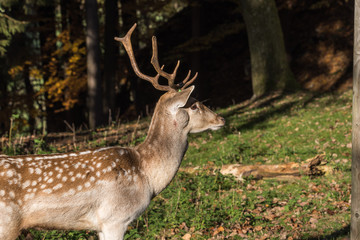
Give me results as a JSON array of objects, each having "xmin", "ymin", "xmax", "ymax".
[{"xmin": 5, "ymin": 88, "xmax": 352, "ymax": 240}]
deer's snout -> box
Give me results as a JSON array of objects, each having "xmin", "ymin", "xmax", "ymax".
[
  {"xmin": 218, "ymin": 116, "xmax": 225, "ymax": 125},
  {"xmin": 209, "ymin": 115, "xmax": 225, "ymax": 131}
]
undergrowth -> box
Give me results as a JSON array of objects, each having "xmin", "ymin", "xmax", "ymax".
[{"xmin": 9, "ymin": 90, "xmax": 352, "ymax": 239}]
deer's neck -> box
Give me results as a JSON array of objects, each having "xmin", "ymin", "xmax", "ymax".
[{"xmin": 135, "ymin": 109, "xmax": 189, "ymax": 196}]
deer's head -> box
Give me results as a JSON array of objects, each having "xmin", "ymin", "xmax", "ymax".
[{"xmin": 115, "ymin": 24, "xmax": 225, "ymax": 134}]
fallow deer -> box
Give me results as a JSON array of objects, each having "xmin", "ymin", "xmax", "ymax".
[{"xmin": 0, "ymin": 23, "xmax": 225, "ymax": 240}]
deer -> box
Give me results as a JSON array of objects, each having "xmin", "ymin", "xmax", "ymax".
[{"xmin": 0, "ymin": 23, "xmax": 225, "ymax": 240}]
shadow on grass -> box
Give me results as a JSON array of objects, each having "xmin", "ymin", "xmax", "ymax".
[
  {"xmin": 222, "ymin": 91, "xmax": 319, "ymax": 132},
  {"xmin": 300, "ymin": 225, "xmax": 349, "ymax": 240}
]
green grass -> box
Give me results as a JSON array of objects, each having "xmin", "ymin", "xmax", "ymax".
[{"xmin": 14, "ymin": 90, "xmax": 352, "ymax": 239}]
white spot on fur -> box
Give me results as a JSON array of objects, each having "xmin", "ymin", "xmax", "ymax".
[
  {"xmin": 70, "ymin": 153, "xmax": 77, "ymax": 157},
  {"xmin": 65, "ymin": 188, "xmax": 76, "ymax": 196},
  {"xmin": 79, "ymin": 151, "xmax": 91, "ymax": 155},
  {"xmin": 22, "ymin": 180, "xmax": 31, "ymax": 189},
  {"xmin": 24, "ymin": 193, "xmax": 35, "ymax": 200},
  {"xmin": 84, "ymin": 182, "xmax": 91, "ymax": 188},
  {"xmin": 43, "ymin": 189, "xmax": 52, "ymax": 194},
  {"xmin": 64, "ymin": 164, "xmax": 69, "ymax": 168},
  {"xmin": 31, "ymin": 181, "xmax": 37, "ymax": 186},
  {"xmin": 53, "ymin": 183, "xmax": 63, "ymax": 190},
  {"xmin": 93, "ymin": 147, "xmax": 112, "ymax": 153},
  {"xmin": 40, "ymin": 184, "xmax": 47, "ymax": 189},
  {"xmin": 47, "ymin": 178, "xmax": 53, "ymax": 184},
  {"xmin": 71, "ymin": 177, "xmax": 76, "ymax": 182},
  {"xmin": 62, "ymin": 176, "xmax": 67, "ymax": 182},
  {"xmin": 35, "ymin": 168, "xmax": 42, "ymax": 174},
  {"xmin": 77, "ymin": 185, "xmax": 83, "ymax": 191},
  {"xmin": 96, "ymin": 171, "xmax": 100, "ymax": 177},
  {"xmin": 90, "ymin": 176, "xmax": 95, "ymax": 182},
  {"xmin": 28, "ymin": 168, "xmax": 34, "ymax": 174},
  {"xmin": 56, "ymin": 173, "xmax": 61, "ymax": 179},
  {"xmin": 96, "ymin": 162, "xmax": 102, "ymax": 168},
  {"xmin": 0, "ymin": 190, "xmax": 5, "ymax": 196},
  {"xmin": 4, "ymin": 163, "xmax": 10, "ymax": 169},
  {"xmin": 76, "ymin": 173, "xmax": 81, "ymax": 178},
  {"xmin": 6, "ymin": 170, "xmax": 14, "ymax": 178},
  {"xmin": 9, "ymin": 191, "xmax": 15, "ymax": 199}
]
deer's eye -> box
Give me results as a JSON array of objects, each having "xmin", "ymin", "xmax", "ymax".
[{"xmin": 190, "ymin": 104, "xmax": 198, "ymax": 110}]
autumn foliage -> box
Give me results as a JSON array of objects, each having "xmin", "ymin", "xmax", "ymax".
[{"xmin": 42, "ymin": 30, "xmax": 87, "ymax": 112}]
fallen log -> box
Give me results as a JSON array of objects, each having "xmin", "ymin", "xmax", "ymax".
[
  {"xmin": 180, "ymin": 155, "xmax": 332, "ymax": 181},
  {"xmin": 220, "ymin": 154, "xmax": 331, "ymax": 181}
]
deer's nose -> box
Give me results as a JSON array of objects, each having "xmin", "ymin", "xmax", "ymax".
[{"xmin": 218, "ymin": 116, "xmax": 225, "ymax": 125}]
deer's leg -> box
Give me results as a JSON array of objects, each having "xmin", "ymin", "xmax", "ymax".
[
  {"xmin": 0, "ymin": 204, "xmax": 20, "ymax": 240},
  {"xmin": 98, "ymin": 232, "xmax": 105, "ymax": 240},
  {"xmin": 100, "ymin": 222, "xmax": 127, "ymax": 240}
]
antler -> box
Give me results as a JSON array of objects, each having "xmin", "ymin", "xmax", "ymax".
[{"xmin": 114, "ymin": 23, "xmax": 197, "ymax": 91}]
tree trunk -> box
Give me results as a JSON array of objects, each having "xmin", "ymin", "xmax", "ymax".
[
  {"xmin": 0, "ymin": 60, "xmax": 9, "ymax": 134},
  {"xmin": 351, "ymin": 0, "xmax": 360, "ymax": 238},
  {"xmin": 240, "ymin": 0, "xmax": 297, "ymax": 99},
  {"xmin": 121, "ymin": 0, "xmax": 139, "ymax": 114},
  {"xmin": 39, "ymin": 2, "xmax": 56, "ymax": 134},
  {"xmin": 104, "ymin": 0, "xmax": 119, "ymax": 121},
  {"xmin": 85, "ymin": 0, "xmax": 103, "ymax": 129},
  {"xmin": 23, "ymin": 64, "xmax": 35, "ymax": 134},
  {"xmin": 191, "ymin": 2, "xmax": 204, "ymax": 99},
  {"xmin": 68, "ymin": 1, "xmax": 84, "ymax": 42}
]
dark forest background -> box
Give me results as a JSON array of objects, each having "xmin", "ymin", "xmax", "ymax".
[{"xmin": 0, "ymin": 0, "xmax": 354, "ymax": 136}]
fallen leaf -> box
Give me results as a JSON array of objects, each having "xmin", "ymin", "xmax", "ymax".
[{"xmin": 182, "ymin": 233, "xmax": 191, "ymax": 240}]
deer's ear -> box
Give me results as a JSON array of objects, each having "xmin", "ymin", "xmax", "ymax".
[{"xmin": 169, "ymin": 86, "xmax": 195, "ymax": 113}]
